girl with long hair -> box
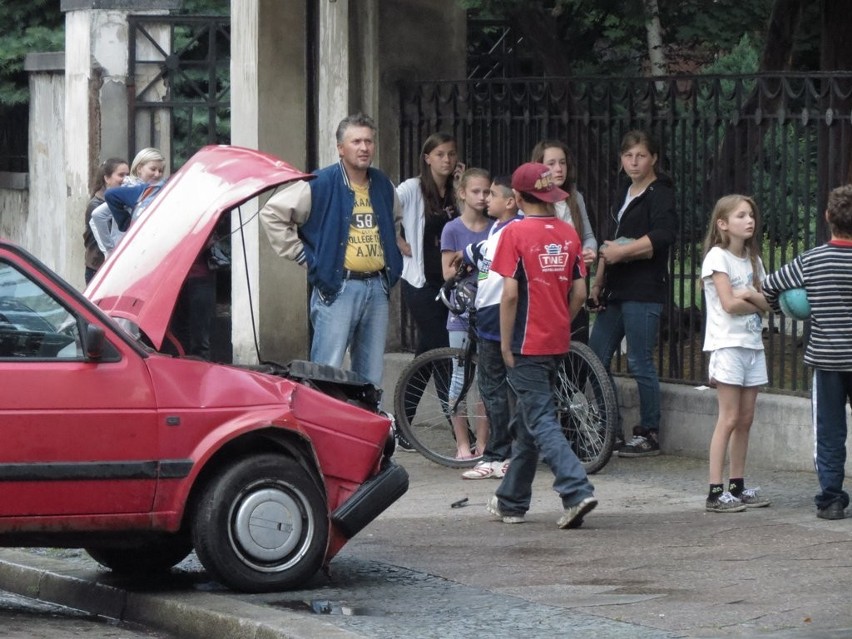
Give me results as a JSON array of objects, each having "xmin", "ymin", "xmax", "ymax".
[
  {"xmin": 83, "ymin": 157, "xmax": 129, "ymax": 283},
  {"xmin": 396, "ymin": 133, "xmax": 462, "ymax": 448},
  {"xmin": 700, "ymin": 194, "xmax": 771, "ymax": 512}
]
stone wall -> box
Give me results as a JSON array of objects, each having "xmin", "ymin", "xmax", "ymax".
[{"xmin": 0, "ymin": 175, "xmax": 29, "ymax": 245}]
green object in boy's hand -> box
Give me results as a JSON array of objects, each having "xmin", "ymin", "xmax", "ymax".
[{"xmin": 779, "ymin": 287, "xmax": 811, "ymax": 321}]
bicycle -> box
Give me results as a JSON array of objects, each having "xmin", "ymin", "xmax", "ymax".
[{"xmin": 393, "ymin": 268, "xmax": 619, "ymax": 473}]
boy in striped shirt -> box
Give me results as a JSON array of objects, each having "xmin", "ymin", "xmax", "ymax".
[{"xmin": 763, "ymin": 184, "xmax": 852, "ymax": 520}]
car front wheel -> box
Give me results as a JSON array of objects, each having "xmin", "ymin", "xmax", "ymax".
[{"xmin": 191, "ymin": 453, "xmax": 329, "ymax": 592}]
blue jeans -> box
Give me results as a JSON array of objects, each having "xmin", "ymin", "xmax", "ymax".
[
  {"xmin": 495, "ymin": 354, "xmax": 594, "ymax": 515},
  {"xmin": 476, "ymin": 339, "xmax": 514, "ymax": 462},
  {"xmin": 588, "ymin": 300, "xmax": 663, "ymax": 432},
  {"xmin": 812, "ymin": 369, "xmax": 852, "ymax": 510},
  {"xmin": 309, "ymin": 276, "xmax": 388, "ymax": 387}
]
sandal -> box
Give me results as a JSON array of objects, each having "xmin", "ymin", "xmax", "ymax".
[
  {"xmin": 461, "ymin": 461, "xmax": 495, "ymax": 480},
  {"xmin": 492, "ymin": 460, "xmax": 510, "ymax": 479}
]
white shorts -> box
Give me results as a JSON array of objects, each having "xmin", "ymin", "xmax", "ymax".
[{"xmin": 708, "ymin": 347, "xmax": 768, "ymax": 388}]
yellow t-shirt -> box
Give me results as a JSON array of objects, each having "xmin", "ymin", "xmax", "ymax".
[{"xmin": 343, "ymin": 182, "xmax": 385, "ymax": 273}]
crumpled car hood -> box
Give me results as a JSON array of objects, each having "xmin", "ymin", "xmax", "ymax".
[{"xmin": 85, "ymin": 145, "xmax": 311, "ymax": 350}]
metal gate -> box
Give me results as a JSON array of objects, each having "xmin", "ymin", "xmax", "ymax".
[
  {"xmin": 128, "ymin": 15, "xmax": 230, "ymax": 171},
  {"xmin": 399, "ymin": 73, "xmax": 852, "ymax": 392}
]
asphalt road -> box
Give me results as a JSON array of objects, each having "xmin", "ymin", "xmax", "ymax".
[{"xmin": 2, "ymin": 452, "xmax": 852, "ymax": 638}]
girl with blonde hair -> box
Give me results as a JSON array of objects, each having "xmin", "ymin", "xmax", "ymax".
[{"xmin": 701, "ymin": 194, "xmax": 772, "ymax": 512}]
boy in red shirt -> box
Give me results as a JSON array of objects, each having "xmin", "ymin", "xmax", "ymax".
[{"xmin": 487, "ymin": 162, "xmax": 598, "ymax": 528}]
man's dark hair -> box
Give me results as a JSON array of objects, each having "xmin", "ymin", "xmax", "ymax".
[
  {"xmin": 336, "ymin": 113, "xmax": 377, "ymax": 144},
  {"xmin": 827, "ymin": 184, "xmax": 852, "ymax": 237}
]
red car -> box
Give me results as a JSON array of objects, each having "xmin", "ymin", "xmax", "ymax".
[{"xmin": 0, "ymin": 146, "xmax": 408, "ymax": 592}]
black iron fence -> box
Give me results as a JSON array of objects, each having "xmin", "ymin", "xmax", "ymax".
[
  {"xmin": 0, "ymin": 104, "xmax": 28, "ymax": 173},
  {"xmin": 399, "ymin": 73, "xmax": 852, "ymax": 393}
]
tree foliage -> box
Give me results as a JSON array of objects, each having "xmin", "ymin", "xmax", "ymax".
[
  {"xmin": 0, "ymin": 0, "xmax": 228, "ymax": 108},
  {"xmin": 460, "ymin": 0, "xmax": 823, "ymax": 76},
  {"xmin": 0, "ymin": 0, "xmax": 64, "ymax": 106}
]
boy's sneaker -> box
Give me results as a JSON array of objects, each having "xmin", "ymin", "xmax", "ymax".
[
  {"xmin": 486, "ymin": 495, "xmax": 524, "ymax": 524},
  {"xmin": 817, "ymin": 501, "xmax": 845, "ymax": 520},
  {"xmin": 557, "ymin": 496, "xmax": 598, "ymax": 529},
  {"xmin": 739, "ymin": 487, "xmax": 771, "ymax": 508},
  {"xmin": 388, "ymin": 414, "xmax": 416, "ymax": 453},
  {"xmin": 461, "ymin": 460, "xmax": 495, "ymax": 480},
  {"xmin": 617, "ymin": 427, "xmax": 660, "ymax": 457},
  {"xmin": 706, "ymin": 491, "xmax": 746, "ymax": 513},
  {"xmin": 395, "ymin": 430, "xmax": 416, "ymax": 453}
]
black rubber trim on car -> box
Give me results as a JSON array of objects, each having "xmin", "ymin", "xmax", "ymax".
[
  {"xmin": 0, "ymin": 459, "xmax": 193, "ymax": 481},
  {"xmin": 330, "ymin": 460, "xmax": 409, "ymax": 538}
]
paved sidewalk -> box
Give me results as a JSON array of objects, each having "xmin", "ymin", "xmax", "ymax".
[{"xmin": 0, "ymin": 452, "xmax": 851, "ymax": 638}]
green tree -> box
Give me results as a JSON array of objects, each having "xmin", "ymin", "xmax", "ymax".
[
  {"xmin": 0, "ymin": 1, "xmax": 64, "ymax": 107},
  {"xmin": 460, "ymin": 0, "xmax": 821, "ymax": 77},
  {"xmin": 0, "ymin": 0, "xmax": 228, "ymax": 108}
]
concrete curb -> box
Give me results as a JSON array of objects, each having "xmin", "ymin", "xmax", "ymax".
[{"xmin": 0, "ymin": 549, "xmax": 364, "ymax": 639}]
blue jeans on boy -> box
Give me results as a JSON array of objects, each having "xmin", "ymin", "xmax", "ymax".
[
  {"xmin": 812, "ymin": 369, "xmax": 852, "ymax": 510},
  {"xmin": 588, "ymin": 300, "xmax": 663, "ymax": 433},
  {"xmin": 495, "ymin": 354, "xmax": 594, "ymax": 516},
  {"xmin": 476, "ymin": 339, "xmax": 514, "ymax": 462},
  {"xmin": 309, "ymin": 276, "xmax": 388, "ymax": 387}
]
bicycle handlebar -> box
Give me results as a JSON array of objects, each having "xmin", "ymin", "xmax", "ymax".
[{"xmin": 436, "ymin": 263, "xmax": 477, "ymax": 315}]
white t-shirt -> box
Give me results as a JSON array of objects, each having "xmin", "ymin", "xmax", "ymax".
[{"xmin": 701, "ymin": 246, "xmax": 765, "ymax": 351}]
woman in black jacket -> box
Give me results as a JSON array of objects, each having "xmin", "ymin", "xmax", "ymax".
[{"xmin": 588, "ymin": 130, "xmax": 677, "ymax": 457}]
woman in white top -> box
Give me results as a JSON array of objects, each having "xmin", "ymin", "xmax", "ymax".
[
  {"xmin": 397, "ymin": 132, "xmax": 461, "ymax": 355},
  {"xmin": 531, "ymin": 139, "xmax": 598, "ymax": 341},
  {"xmin": 396, "ymin": 133, "xmax": 461, "ymax": 445}
]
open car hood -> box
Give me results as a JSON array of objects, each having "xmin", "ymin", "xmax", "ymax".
[{"xmin": 85, "ymin": 145, "xmax": 312, "ymax": 350}]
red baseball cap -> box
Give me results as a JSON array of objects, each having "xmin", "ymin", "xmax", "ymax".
[{"xmin": 511, "ymin": 162, "xmax": 569, "ymax": 203}]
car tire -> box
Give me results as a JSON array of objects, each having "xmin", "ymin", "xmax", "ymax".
[
  {"xmin": 85, "ymin": 535, "xmax": 192, "ymax": 574},
  {"xmin": 191, "ymin": 453, "xmax": 328, "ymax": 593}
]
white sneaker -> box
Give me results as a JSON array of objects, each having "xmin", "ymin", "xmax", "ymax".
[
  {"xmin": 486, "ymin": 495, "xmax": 524, "ymax": 524},
  {"xmin": 492, "ymin": 459, "xmax": 510, "ymax": 479},
  {"xmin": 557, "ymin": 496, "xmax": 598, "ymax": 529},
  {"xmin": 461, "ymin": 461, "xmax": 495, "ymax": 480}
]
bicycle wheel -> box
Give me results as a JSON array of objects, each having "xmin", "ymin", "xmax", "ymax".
[
  {"xmin": 556, "ymin": 341, "xmax": 619, "ymax": 474},
  {"xmin": 393, "ymin": 347, "xmax": 486, "ymax": 468}
]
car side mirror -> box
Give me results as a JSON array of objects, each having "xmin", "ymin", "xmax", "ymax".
[{"xmin": 83, "ymin": 322, "xmax": 106, "ymax": 360}]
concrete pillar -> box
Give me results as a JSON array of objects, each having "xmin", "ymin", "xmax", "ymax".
[
  {"xmin": 318, "ymin": 0, "xmax": 350, "ymax": 166},
  {"xmin": 60, "ymin": 0, "xmax": 179, "ymax": 289},
  {"xmin": 229, "ymin": 0, "xmax": 466, "ymax": 365},
  {"xmin": 23, "ymin": 54, "xmax": 65, "ymax": 274},
  {"xmin": 231, "ymin": 0, "xmax": 309, "ymax": 365},
  {"xmin": 376, "ymin": 0, "xmax": 467, "ymax": 182}
]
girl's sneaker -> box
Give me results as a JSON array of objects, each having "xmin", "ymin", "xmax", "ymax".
[
  {"xmin": 706, "ymin": 491, "xmax": 746, "ymax": 513},
  {"xmin": 461, "ymin": 460, "xmax": 495, "ymax": 480},
  {"xmin": 739, "ymin": 487, "xmax": 771, "ymax": 508},
  {"xmin": 492, "ymin": 459, "xmax": 510, "ymax": 479}
]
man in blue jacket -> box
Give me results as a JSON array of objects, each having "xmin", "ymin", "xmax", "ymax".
[{"xmin": 261, "ymin": 113, "xmax": 402, "ymax": 387}]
